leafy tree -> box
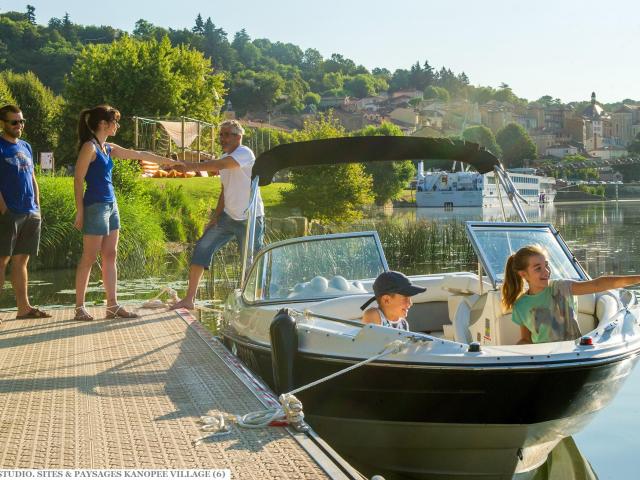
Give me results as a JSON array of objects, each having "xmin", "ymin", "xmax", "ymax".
[
  {"xmin": 133, "ymin": 19, "xmax": 157, "ymax": 39},
  {"xmin": 462, "ymin": 125, "xmax": 501, "ymax": 157},
  {"xmin": 301, "ymin": 48, "xmax": 324, "ymax": 79},
  {"xmin": 229, "ymin": 70, "xmax": 285, "ymax": 115},
  {"xmin": 323, "ymin": 53, "xmax": 357, "ymax": 75},
  {"xmin": 424, "ymin": 85, "xmax": 450, "ymax": 102},
  {"xmin": 2, "ymin": 71, "xmax": 62, "ymax": 155},
  {"xmin": 0, "ymin": 75, "xmax": 16, "ymax": 105},
  {"xmin": 562, "ymin": 154, "xmax": 588, "ymax": 163},
  {"xmin": 303, "ymin": 92, "xmax": 320, "ymax": 106},
  {"xmin": 353, "ymin": 122, "xmax": 415, "ymax": 205},
  {"xmin": 61, "ymin": 35, "xmax": 225, "ymax": 164},
  {"xmin": 496, "ymin": 123, "xmax": 537, "ymax": 168},
  {"xmin": 321, "ymin": 72, "xmax": 344, "ymax": 93},
  {"xmin": 344, "ymin": 74, "xmax": 378, "ymax": 98},
  {"xmin": 282, "ymin": 112, "xmax": 373, "ymax": 222}
]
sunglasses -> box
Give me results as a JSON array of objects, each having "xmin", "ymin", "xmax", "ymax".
[{"xmin": 4, "ymin": 119, "xmax": 26, "ymax": 126}]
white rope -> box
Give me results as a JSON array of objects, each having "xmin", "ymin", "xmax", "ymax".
[
  {"xmin": 141, "ymin": 287, "xmax": 179, "ymax": 309},
  {"xmin": 194, "ymin": 338, "xmax": 411, "ymax": 444}
]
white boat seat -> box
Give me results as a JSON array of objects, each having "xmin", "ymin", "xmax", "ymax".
[
  {"xmin": 288, "ymin": 275, "xmax": 368, "ymax": 299},
  {"xmin": 441, "ymin": 274, "xmax": 491, "ymax": 296}
]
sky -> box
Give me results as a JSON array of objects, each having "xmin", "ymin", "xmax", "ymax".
[{"xmin": 4, "ymin": 0, "xmax": 640, "ymax": 104}]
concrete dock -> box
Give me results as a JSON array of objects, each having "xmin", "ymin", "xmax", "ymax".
[{"xmin": 0, "ymin": 306, "xmax": 363, "ymax": 478}]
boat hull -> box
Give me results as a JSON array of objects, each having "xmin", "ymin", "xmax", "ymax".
[
  {"xmin": 416, "ymin": 191, "xmax": 556, "ymax": 208},
  {"xmin": 225, "ymin": 334, "xmax": 639, "ymax": 477}
]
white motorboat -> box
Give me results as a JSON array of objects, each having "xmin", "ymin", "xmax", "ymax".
[{"xmin": 219, "ymin": 136, "xmax": 640, "ymax": 479}]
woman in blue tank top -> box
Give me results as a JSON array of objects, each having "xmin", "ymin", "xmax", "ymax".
[{"xmin": 73, "ymin": 105, "xmax": 181, "ymax": 321}]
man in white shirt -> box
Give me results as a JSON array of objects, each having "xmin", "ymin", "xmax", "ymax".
[{"xmin": 171, "ymin": 120, "xmax": 264, "ymax": 310}]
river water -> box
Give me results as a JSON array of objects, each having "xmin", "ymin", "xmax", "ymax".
[{"xmin": 2, "ymin": 200, "xmax": 639, "ymax": 479}]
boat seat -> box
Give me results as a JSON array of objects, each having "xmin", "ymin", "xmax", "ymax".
[
  {"xmin": 288, "ymin": 275, "xmax": 368, "ymax": 299},
  {"xmin": 495, "ymin": 292, "xmax": 620, "ymax": 345}
]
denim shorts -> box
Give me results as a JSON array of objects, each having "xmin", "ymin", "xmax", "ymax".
[
  {"xmin": 83, "ymin": 202, "xmax": 120, "ymax": 236},
  {"xmin": 191, "ymin": 213, "xmax": 264, "ymax": 268},
  {"xmin": 0, "ymin": 210, "xmax": 41, "ymax": 257}
]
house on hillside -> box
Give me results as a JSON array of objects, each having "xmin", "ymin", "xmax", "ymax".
[
  {"xmin": 611, "ymin": 104, "xmax": 640, "ymax": 147},
  {"xmin": 580, "ymin": 92, "xmax": 608, "ymax": 152},
  {"xmin": 319, "ymin": 96, "xmax": 349, "ymax": 110},
  {"xmin": 546, "ymin": 145, "xmax": 578, "ymax": 159},
  {"xmin": 480, "ymin": 100, "xmax": 515, "ymax": 133},
  {"xmin": 389, "ymin": 107, "xmax": 418, "ymax": 128},
  {"xmin": 392, "ymin": 89, "xmax": 423, "ymax": 101}
]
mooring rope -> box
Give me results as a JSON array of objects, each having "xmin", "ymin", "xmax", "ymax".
[{"xmin": 194, "ymin": 338, "xmax": 411, "ymax": 445}]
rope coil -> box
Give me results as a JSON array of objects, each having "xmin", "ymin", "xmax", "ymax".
[{"xmin": 195, "ymin": 338, "xmax": 413, "ymax": 444}]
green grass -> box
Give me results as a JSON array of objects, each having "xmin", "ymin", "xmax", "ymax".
[{"xmin": 142, "ymin": 177, "xmax": 292, "ymax": 209}]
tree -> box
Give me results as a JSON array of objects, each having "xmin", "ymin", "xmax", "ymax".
[
  {"xmin": 200, "ymin": 18, "xmax": 236, "ymax": 70},
  {"xmin": 61, "ymin": 35, "xmax": 225, "ymax": 164},
  {"xmin": 462, "ymin": 125, "xmax": 501, "ymax": 157},
  {"xmin": 424, "ymin": 85, "xmax": 450, "ymax": 102},
  {"xmin": 344, "ymin": 74, "xmax": 377, "ymax": 98},
  {"xmin": 301, "ymin": 48, "xmax": 323, "ymax": 79},
  {"xmin": 496, "ymin": 123, "xmax": 537, "ymax": 167},
  {"xmin": 303, "ymin": 92, "xmax": 320, "ymax": 106},
  {"xmin": 323, "ymin": 53, "xmax": 357, "ymax": 75},
  {"xmin": 353, "ymin": 122, "xmax": 415, "ymax": 205},
  {"xmin": 2, "ymin": 71, "xmax": 62, "ymax": 155},
  {"xmin": 0, "ymin": 75, "xmax": 16, "ymax": 105},
  {"xmin": 133, "ymin": 19, "xmax": 156, "ymax": 39},
  {"xmin": 282, "ymin": 113, "xmax": 373, "ymax": 223},
  {"xmin": 228, "ymin": 70, "xmax": 285, "ymax": 115},
  {"xmin": 192, "ymin": 14, "xmax": 204, "ymax": 34},
  {"xmin": 26, "ymin": 5, "xmax": 36, "ymax": 24}
]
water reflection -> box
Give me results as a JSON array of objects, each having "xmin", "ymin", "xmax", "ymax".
[
  {"xmin": 350, "ymin": 436, "xmax": 596, "ymax": 480},
  {"xmin": 519, "ymin": 437, "xmax": 597, "ymax": 480}
]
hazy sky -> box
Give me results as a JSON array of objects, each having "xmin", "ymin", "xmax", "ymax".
[{"xmin": 5, "ymin": 0, "xmax": 640, "ymax": 103}]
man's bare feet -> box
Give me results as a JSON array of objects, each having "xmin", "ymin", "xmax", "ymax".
[{"xmin": 170, "ymin": 298, "xmax": 195, "ymax": 310}]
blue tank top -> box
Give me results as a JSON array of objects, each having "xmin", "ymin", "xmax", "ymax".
[
  {"xmin": 83, "ymin": 140, "xmax": 115, "ymax": 205},
  {"xmin": 0, "ymin": 138, "xmax": 38, "ymax": 214}
]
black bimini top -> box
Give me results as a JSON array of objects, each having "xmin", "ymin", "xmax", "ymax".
[{"xmin": 251, "ymin": 136, "xmax": 500, "ymax": 186}]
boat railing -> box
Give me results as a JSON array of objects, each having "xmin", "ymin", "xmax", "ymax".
[
  {"xmin": 240, "ymin": 176, "xmax": 261, "ymax": 288},
  {"xmin": 300, "ymin": 309, "xmax": 365, "ymax": 328}
]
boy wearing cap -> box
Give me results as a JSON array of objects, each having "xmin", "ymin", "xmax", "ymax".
[{"xmin": 360, "ymin": 271, "xmax": 426, "ymax": 331}]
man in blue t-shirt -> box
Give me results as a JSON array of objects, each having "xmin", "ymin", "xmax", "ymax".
[{"xmin": 0, "ymin": 104, "xmax": 50, "ymax": 319}]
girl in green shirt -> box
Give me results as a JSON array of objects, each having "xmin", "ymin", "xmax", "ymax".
[{"xmin": 502, "ymin": 245, "xmax": 640, "ymax": 344}]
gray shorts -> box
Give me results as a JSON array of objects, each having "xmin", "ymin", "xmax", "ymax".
[
  {"xmin": 83, "ymin": 202, "xmax": 120, "ymax": 236},
  {"xmin": 0, "ymin": 210, "xmax": 42, "ymax": 257}
]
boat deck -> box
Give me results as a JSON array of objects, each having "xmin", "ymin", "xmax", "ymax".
[{"xmin": 0, "ymin": 306, "xmax": 361, "ymax": 478}]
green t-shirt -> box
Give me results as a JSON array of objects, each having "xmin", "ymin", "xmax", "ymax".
[{"xmin": 512, "ymin": 279, "xmax": 582, "ymax": 343}]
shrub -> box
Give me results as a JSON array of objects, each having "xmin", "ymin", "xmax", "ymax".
[
  {"xmin": 33, "ymin": 174, "xmax": 166, "ymax": 273},
  {"xmin": 145, "ymin": 183, "xmax": 207, "ymax": 242},
  {"xmin": 112, "ymin": 158, "xmax": 144, "ymax": 199}
]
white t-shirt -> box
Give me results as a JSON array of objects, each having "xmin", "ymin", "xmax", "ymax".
[{"xmin": 219, "ymin": 144, "xmax": 264, "ymax": 220}]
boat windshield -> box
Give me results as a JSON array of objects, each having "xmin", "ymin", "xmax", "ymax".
[
  {"xmin": 243, "ymin": 232, "xmax": 387, "ymax": 303},
  {"xmin": 466, "ymin": 222, "xmax": 586, "ymax": 287}
]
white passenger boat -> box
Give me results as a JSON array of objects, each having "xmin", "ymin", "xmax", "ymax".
[
  {"xmin": 416, "ymin": 168, "xmax": 556, "ymax": 208},
  {"xmin": 219, "ymin": 136, "xmax": 639, "ymax": 479}
]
